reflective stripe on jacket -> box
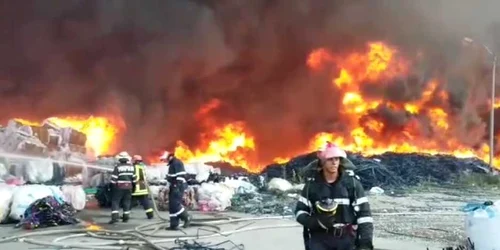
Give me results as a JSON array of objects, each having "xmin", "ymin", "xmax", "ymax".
[{"xmin": 132, "ymin": 163, "xmax": 148, "ymax": 196}]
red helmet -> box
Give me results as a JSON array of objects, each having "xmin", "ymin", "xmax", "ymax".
[{"xmin": 133, "ymin": 155, "xmax": 143, "ymax": 162}]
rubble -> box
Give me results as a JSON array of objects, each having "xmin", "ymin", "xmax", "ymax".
[
  {"xmin": 16, "ymin": 196, "xmax": 79, "ymax": 229},
  {"xmin": 263, "ymin": 152, "xmax": 491, "ymax": 189},
  {"xmin": 229, "ymin": 192, "xmax": 296, "ymax": 215}
]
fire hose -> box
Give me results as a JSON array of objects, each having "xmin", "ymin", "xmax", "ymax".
[
  {"xmin": 0, "ymin": 176, "xmax": 301, "ymax": 249},
  {"xmin": 0, "ymin": 175, "xmax": 466, "ymax": 249}
]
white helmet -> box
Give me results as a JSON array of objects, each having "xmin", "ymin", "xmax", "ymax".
[{"xmin": 116, "ymin": 151, "xmax": 131, "ymax": 162}]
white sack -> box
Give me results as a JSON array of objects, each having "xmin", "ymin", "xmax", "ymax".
[
  {"xmin": 223, "ymin": 179, "xmax": 257, "ymax": 194},
  {"xmin": 184, "ymin": 162, "xmax": 213, "ymax": 182},
  {"xmin": 369, "ymin": 186, "xmax": 384, "ymax": 195},
  {"xmin": 0, "ymin": 163, "xmax": 8, "ymax": 177},
  {"xmin": 292, "ymin": 184, "xmax": 305, "ymax": 191},
  {"xmin": 10, "ymin": 185, "xmax": 64, "ymax": 220},
  {"xmin": 268, "ymin": 178, "xmax": 293, "ymax": 192},
  {"xmin": 0, "ymin": 184, "xmax": 16, "ymax": 222},
  {"xmin": 25, "ymin": 159, "xmax": 54, "ymax": 183},
  {"xmin": 197, "ymin": 183, "xmax": 234, "ymax": 211},
  {"xmin": 145, "ymin": 165, "xmax": 169, "ymax": 183},
  {"xmin": 148, "ymin": 185, "xmax": 161, "ymax": 199},
  {"xmin": 61, "ymin": 185, "xmax": 86, "ymax": 210}
]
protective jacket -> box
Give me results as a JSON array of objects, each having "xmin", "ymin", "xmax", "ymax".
[
  {"xmin": 167, "ymin": 157, "xmax": 187, "ymax": 185},
  {"xmin": 110, "ymin": 162, "xmax": 136, "ymax": 189},
  {"xmin": 295, "ymin": 169, "xmax": 374, "ymax": 249},
  {"xmin": 132, "ymin": 163, "xmax": 148, "ymax": 196},
  {"xmin": 166, "ymin": 157, "xmax": 190, "ymax": 229}
]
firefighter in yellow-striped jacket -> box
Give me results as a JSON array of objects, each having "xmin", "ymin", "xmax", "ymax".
[{"xmin": 132, "ymin": 155, "xmax": 154, "ymax": 219}]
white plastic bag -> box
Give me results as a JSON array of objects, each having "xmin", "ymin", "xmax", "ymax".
[
  {"xmin": 223, "ymin": 179, "xmax": 257, "ymax": 194},
  {"xmin": 145, "ymin": 165, "xmax": 169, "ymax": 183},
  {"xmin": 268, "ymin": 178, "xmax": 293, "ymax": 192},
  {"xmin": 465, "ymin": 202, "xmax": 500, "ymax": 250},
  {"xmin": 0, "ymin": 184, "xmax": 16, "ymax": 222},
  {"xmin": 148, "ymin": 186, "xmax": 161, "ymax": 199},
  {"xmin": 369, "ymin": 186, "xmax": 384, "ymax": 195},
  {"xmin": 184, "ymin": 162, "xmax": 213, "ymax": 182},
  {"xmin": 197, "ymin": 183, "xmax": 234, "ymax": 211},
  {"xmin": 61, "ymin": 185, "xmax": 86, "ymax": 210},
  {"xmin": 25, "ymin": 159, "xmax": 54, "ymax": 183},
  {"xmin": 10, "ymin": 185, "xmax": 64, "ymax": 220},
  {"xmin": 0, "ymin": 163, "xmax": 8, "ymax": 177}
]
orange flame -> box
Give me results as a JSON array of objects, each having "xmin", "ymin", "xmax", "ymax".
[
  {"xmin": 174, "ymin": 121, "xmax": 258, "ymax": 172},
  {"xmin": 85, "ymin": 224, "xmax": 102, "ymax": 231},
  {"xmin": 303, "ymin": 41, "xmax": 499, "ymax": 168},
  {"xmin": 14, "ymin": 116, "xmax": 124, "ymax": 156},
  {"xmin": 158, "ymin": 41, "xmax": 500, "ymax": 172}
]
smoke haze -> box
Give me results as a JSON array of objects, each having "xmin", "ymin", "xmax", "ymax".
[{"xmin": 0, "ymin": 0, "xmax": 498, "ymax": 161}]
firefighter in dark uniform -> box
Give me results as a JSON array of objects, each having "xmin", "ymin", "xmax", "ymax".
[
  {"xmin": 160, "ymin": 151, "xmax": 192, "ymax": 230},
  {"xmin": 132, "ymin": 155, "xmax": 154, "ymax": 219},
  {"xmin": 295, "ymin": 143, "xmax": 374, "ymax": 250},
  {"xmin": 109, "ymin": 151, "xmax": 136, "ymax": 224}
]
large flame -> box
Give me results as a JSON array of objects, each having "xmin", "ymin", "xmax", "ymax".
[
  {"xmin": 11, "ymin": 41, "xmax": 496, "ymax": 173},
  {"xmin": 171, "ymin": 41, "xmax": 499, "ymax": 172},
  {"xmin": 14, "ymin": 116, "xmax": 123, "ymax": 156},
  {"xmin": 174, "ymin": 122, "xmax": 257, "ymax": 171}
]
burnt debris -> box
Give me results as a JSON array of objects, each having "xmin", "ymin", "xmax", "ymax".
[{"xmin": 262, "ymin": 152, "xmax": 490, "ymax": 189}]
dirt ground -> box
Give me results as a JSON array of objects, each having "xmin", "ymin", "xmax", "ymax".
[{"xmin": 0, "ymin": 185, "xmax": 497, "ymax": 250}]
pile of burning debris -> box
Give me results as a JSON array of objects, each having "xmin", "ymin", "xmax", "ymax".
[
  {"xmin": 0, "ymin": 119, "xmax": 91, "ymax": 185},
  {"xmin": 263, "ymin": 151, "xmax": 492, "ymax": 189}
]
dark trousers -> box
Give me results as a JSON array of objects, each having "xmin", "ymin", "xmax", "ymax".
[
  {"xmin": 168, "ymin": 183, "xmax": 186, "ymax": 227},
  {"xmin": 111, "ymin": 188, "xmax": 132, "ymax": 217},
  {"xmin": 308, "ymin": 232, "xmax": 355, "ymax": 250},
  {"xmin": 134, "ymin": 195, "xmax": 153, "ymax": 214}
]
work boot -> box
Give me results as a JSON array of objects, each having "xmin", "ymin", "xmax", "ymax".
[
  {"xmin": 167, "ymin": 217, "xmax": 180, "ymax": 230},
  {"xmin": 166, "ymin": 225, "xmax": 179, "ymax": 231},
  {"xmin": 109, "ymin": 213, "xmax": 119, "ymax": 224},
  {"xmin": 122, "ymin": 213, "xmax": 130, "ymax": 223},
  {"xmin": 179, "ymin": 211, "xmax": 191, "ymax": 228},
  {"xmin": 146, "ymin": 211, "xmax": 154, "ymax": 220}
]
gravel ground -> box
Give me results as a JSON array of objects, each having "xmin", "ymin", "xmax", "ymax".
[{"xmin": 370, "ymin": 184, "xmax": 500, "ymax": 246}]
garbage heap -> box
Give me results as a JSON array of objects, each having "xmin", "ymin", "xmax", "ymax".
[
  {"xmin": 263, "ymin": 151, "xmax": 491, "ymax": 189},
  {"xmin": 0, "ymin": 119, "xmax": 91, "ymax": 186}
]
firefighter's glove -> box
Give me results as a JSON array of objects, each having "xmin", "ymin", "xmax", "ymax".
[
  {"xmin": 303, "ymin": 216, "xmax": 322, "ymax": 230},
  {"xmin": 315, "ymin": 213, "xmax": 336, "ymax": 229}
]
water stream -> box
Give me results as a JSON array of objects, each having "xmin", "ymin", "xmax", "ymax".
[{"xmin": 0, "ymin": 151, "xmax": 112, "ymax": 172}]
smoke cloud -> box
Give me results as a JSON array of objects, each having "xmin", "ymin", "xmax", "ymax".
[{"xmin": 0, "ymin": 0, "xmax": 498, "ymax": 161}]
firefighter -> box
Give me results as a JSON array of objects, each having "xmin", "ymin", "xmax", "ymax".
[
  {"xmin": 160, "ymin": 151, "xmax": 192, "ymax": 230},
  {"xmin": 295, "ymin": 143, "xmax": 374, "ymax": 250},
  {"xmin": 109, "ymin": 151, "xmax": 136, "ymax": 224},
  {"xmin": 131, "ymin": 155, "xmax": 154, "ymax": 219}
]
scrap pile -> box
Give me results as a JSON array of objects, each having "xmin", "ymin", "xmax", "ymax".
[
  {"xmin": 0, "ymin": 119, "xmax": 91, "ymax": 186},
  {"xmin": 0, "ymin": 184, "xmax": 85, "ymax": 228},
  {"xmin": 230, "ymin": 192, "xmax": 296, "ymax": 215},
  {"xmin": 264, "ymin": 151, "xmax": 491, "ymax": 189},
  {"xmin": 16, "ymin": 196, "xmax": 78, "ymax": 229}
]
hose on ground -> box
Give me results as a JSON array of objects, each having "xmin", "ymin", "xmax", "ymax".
[{"xmin": 0, "ymin": 173, "xmax": 466, "ymax": 249}]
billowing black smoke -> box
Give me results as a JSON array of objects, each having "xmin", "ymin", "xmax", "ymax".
[{"xmin": 0, "ymin": 0, "xmax": 498, "ymax": 161}]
